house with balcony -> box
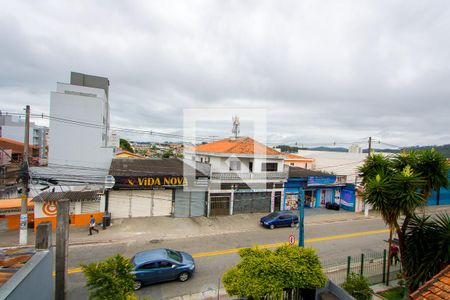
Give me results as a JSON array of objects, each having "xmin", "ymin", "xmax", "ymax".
[{"xmin": 185, "ymin": 137, "xmax": 288, "ymax": 216}]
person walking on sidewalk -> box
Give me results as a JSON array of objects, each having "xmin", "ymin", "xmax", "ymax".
[{"xmin": 89, "ymin": 215, "xmax": 99, "ymax": 235}]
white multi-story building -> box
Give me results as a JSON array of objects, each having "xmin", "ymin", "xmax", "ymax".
[
  {"xmin": 48, "ymin": 72, "xmax": 113, "ymax": 171},
  {"xmin": 0, "ymin": 113, "xmax": 48, "ymax": 159},
  {"xmin": 185, "ymin": 137, "xmax": 287, "ymax": 216}
]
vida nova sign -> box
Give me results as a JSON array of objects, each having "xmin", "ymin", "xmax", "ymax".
[{"xmin": 114, "ymin": 176, "xmax": 188, "ymax": 189}]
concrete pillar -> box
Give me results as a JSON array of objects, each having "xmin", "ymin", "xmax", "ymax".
[
  {"xmin": 230, "ymin": 190, "xmax": 234, "ymax": 215},
  {"xmin": 55, "ymin": 199, "xmax": 69, "ymax": 300},
  {"xmin": 35, "ymin": 221, "xmax": 52, "ymax": 250},
  {"xmin": 207, "ymin": 192, "xmax": 211, "ymax": 218},
  {"xmin": 270, "ymin": 190, "xmax": 275, "ymax": 212}
]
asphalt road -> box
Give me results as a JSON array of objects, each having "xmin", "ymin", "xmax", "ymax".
[{"xmin": 67, "ymin": 217, "xmax": 390, "ymax": 300}]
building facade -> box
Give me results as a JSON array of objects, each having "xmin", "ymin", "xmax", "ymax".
[
  {"xmin": 48, "ymin": 72, "xmax": 113, "ymax": 171},
  {"xmin": 0, "ymin": 112, "xmax": 47, "ymax": 159},
  {"xmin": 107, "ymin": 158, "xmax": 210, "ymax": 219},
  {"xmin": 283, "ymin": 166, "xmax": 354, "ymax": 210},
  {"xmin": 297, "ymin": 150, "xmax": 368, "ymax": 184},
  {"xmin": 284, "ymin": 153, "xmax": 315, "ymax": 169},
  {"xmin": 185, "ymin": 137, "xmax": 288, "ymax": 216},
  {"xmin": 33, "ymin": 190, "xmax": 104, "ymax": 230}
]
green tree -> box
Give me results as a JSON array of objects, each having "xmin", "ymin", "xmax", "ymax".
[
  {"xmin": 222, "ymin": 246, "xmax": 327, "ymax": 299},
  {"xmin": 341, "ymin": 273, "xmax": 373, "ymax": 300},
  {"xmin": 162, "ymin": 149, "xmax": 174, "ymax": 158},
  {"xmin": 81, "ymin": 254, "xmax": 136, "ymax": 300},
  {"xmin": 403, "ymin": 213, "xmax": 450, "ymax": 290},
  {"xmin": 415, "ymin": 149, "xmax": 449, "ymax": 201},
  {"xmin": 359, "ymin": 150, "xmax": 449, "ymax": 290},
  {"xmin": 120, "ymin": 139, "xmax": 134, "ymax": 153}
]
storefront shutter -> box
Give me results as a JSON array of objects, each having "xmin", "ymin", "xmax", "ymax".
[
  {"xmin": 109, "ymin": 190, "xmax": 131, "ymax": 219},
  {"xmin": 190, "ymin": 192, "xmax": 205, "ymax": 217},
  {"xmin": 174, "ymin": 190, "xmax": 190, "ymax": 217},
  {"xmin": 81, "ymin": 201, "xmax": 100, "ymax": 214},
  {"xmin": 152, "ymin": 190, "xmax": 172, "ymax": 216},
  {"xmin": 130, "ymin": 190, "xmax": 152, "ymax": 217}
]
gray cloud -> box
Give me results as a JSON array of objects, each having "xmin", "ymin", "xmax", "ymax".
[{"xmin": 1, "ymin": 0, "xmax": 449, "ymax": 147}]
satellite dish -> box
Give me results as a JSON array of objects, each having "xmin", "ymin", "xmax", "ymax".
[{"xmin": 104, "ymin": 175, "xmax": 115, "ymax": 189}]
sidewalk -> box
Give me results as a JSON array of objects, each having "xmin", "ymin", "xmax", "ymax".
[{"xmin": 1, "ymin": 205, "xmax": 448, "ymax": 248}]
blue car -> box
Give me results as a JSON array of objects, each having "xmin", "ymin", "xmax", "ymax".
[
  {"xmin": 131, "ymin": 248, "xmax": 195, "ymax": 290},
  {"xmin": 260, "ymin": 211, "xmax": 298, "ymax": 229}
]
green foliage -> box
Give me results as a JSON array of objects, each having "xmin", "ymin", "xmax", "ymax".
[
  {"xmin": 162, "ymin": 149, "xmax": 174, "ymax": 158},
  {"xmin": 341, "ymin": 273, "xmax": 373, "ymax": 300},
  {"xmin": 403, "ymin": 213, "xmax": 450, "ymax": 290},
  {"xmin": 359, "ymin": 149, "xmax": 448, "ymax": 290},
  {"xmin": 81, "ymin": 254, "xmax": 136, "ymax": 300},
  {"xmin": 222, "ymin": 245, "xmax": 327, "ymax": 299},
  {"xmin": 377, "ymin": 287, "xmax": 404, "ymax": 300},
  {"xmin": 120, "ymin": 139, "xmax": 134, "ymax": 153},
  {"xmin": 415, "ymin": 148, "xmax": 449, "ymax": 199}
]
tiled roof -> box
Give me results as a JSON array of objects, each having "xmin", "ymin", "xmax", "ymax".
[
  {"xmin": 286, "ymin": 153, "xmax": 314, "ymax": 161},
  {"xmin": 32, "ymin": 190, "xmax": 101, "ymax": 202},
  {"xmin": 0, "ymin": 137, "xmax": 39, "ymax": 153},
  {"xmin": 288, "ymin": 166, "xmax": 332, "ymax": 178},
  {"xmin": 0, "ymin": 247, "xmax": 35, "ymax": 288},
  {"xmin": 411, "ymin": 265, "xmax": 450, "ymax": 300},
  {"xmin": 115, "ymin": 150, "xmax": 144, "ymax": 158},
  {"xmin": 109, "ymin": 158, "xmax": 210, "ymax": 177},
  {"xmin": 193, "ymin": 137, "xmax": 282, "ymax": 156}
]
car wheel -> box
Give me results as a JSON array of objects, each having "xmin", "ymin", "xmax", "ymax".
[
  {"xmin": 269, "ymin": 224, "xmax": 275, "ymax": 230},
  {"xmin": 178, "ymin": 271, "xmax": 190, "ymax": 282},
  {"xmin": 134, "ymin": 280, "xmax": 143, "ymax": 291}
]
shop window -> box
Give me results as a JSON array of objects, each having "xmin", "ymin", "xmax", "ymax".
[
  {"xmin": 262, "ymin": 162, "xmax": 278, "ymax": 172},
  {"xmin": 290, "ymin": 163, "xmax": 294, "ymax": 166}
]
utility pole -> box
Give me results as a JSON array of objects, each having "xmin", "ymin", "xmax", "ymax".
[
  {"xmin": 297, "ymin": 188, "xmax": 305, "ymax": 247},
  {"xmin": 20, "ymin": 105, "xmax": 30, "ymax": 246},
  {"xmin": 55, "ymin": 199, "xmax": 70, "ymax": 300},
  {"xmin": 364, "ymin": 136, "xmax": 372, "ymax": 218}
]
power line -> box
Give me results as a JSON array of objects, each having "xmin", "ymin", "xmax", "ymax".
[{"xmin": 4, "ymin": 112, "xmax": 217, "ymax": 142}]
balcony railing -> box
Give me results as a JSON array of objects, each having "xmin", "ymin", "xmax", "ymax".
[{"xmin": 211, "ymin": 171, "xmax": 288, "ymax": 180}]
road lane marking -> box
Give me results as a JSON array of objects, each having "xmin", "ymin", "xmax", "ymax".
[
  {"xmin": 191, "ymin": 229, "xmax": 389, "ymax": 258},
  {"xmin": 65, "ymin": 228, "xmax": 389, "ymax": 275}
]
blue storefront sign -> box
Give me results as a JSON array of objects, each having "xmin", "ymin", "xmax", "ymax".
[{"xmin": 307, "ymin": 176, "xmax": 337, "ymax": 186}]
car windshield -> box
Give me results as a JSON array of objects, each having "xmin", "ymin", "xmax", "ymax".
[{"xmin": 166, "ymin": 249, "xmax": 182, "ymax": 263}]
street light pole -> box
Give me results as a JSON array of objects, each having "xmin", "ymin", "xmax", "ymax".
[{"xmin": 298, "ymin": 188, "xmax": 305, "ymax": 247}]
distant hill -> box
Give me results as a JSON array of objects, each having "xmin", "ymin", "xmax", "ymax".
[{"xmin": 276, "ymin": 144, "xmax": 450, "ymax": 158}]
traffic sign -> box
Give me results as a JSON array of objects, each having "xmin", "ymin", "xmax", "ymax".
[{"xmin": 288, "ymin": 234, "xmax": 295, "ymax": 245}]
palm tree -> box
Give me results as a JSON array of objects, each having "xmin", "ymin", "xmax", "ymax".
[
  {"xmin": 359, "ymin": 153, "xmax": 393, "ymax": 186},
  {"xmin": 415, "ymin": 149, "xmax": 449, "ymax": 202},
  {"xmin": 403, "ymin": 213, "xmax": 450, "ymax": 290},
  {"xmin": 363, "ymin": 166, "xmax": 424, "ymax": 264},
  {"xmin": 359, "ymin": 149, "xmax": 448, "ymax": 291}
]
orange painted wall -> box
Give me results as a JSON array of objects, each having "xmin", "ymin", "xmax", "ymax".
[
  {"xmin": 0, "ymin": 213, "xmax": 34, "ymax": 230},
  {"xmin": 34, "ymin": 212, "xmax": 104, "ymax": 231}
]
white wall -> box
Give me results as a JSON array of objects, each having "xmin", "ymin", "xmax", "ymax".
[
  {"xmin": 48, "ymin": 83, "xmax": 113, "ymax": 172},
  {"xmin": 298, "ymin": 150, "xmax": 368, "ymax": 183},
  {"xmin": 201, "ymin": 155, "xmax": 283, "ymax": 173}
]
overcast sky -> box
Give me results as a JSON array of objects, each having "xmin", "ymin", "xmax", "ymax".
[{"xmin": 1, "ymin": 1, "xmax": 449, "ymax": 147}]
